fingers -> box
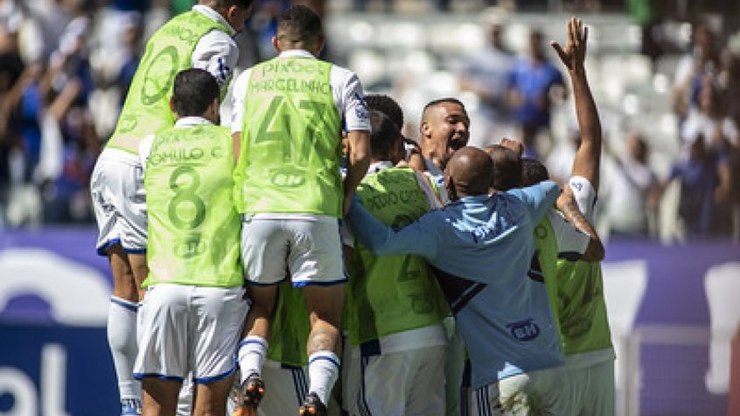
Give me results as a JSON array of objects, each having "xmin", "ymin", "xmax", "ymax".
[
  {"xmin": 550, "ymin": 41, "xmax": 568, "ymax": 64},
  {"xmin": 567, "ymin": 18, "xmax": 577, "ymax": 49}
]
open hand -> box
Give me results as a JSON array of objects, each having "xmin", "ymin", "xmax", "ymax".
[{"xmin": 550, "ymin": 17, "xmax": 588, "ymax": 72}]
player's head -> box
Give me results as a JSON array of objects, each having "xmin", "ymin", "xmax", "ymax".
[
  {"xmin": 365, "ymin": 94, "xmax": 404, "ymax": 131},
  {"xmin": 521, "ymin": 158, "xmax": 550, "ymax": 187},
  {"xmin": 273, "ymin": 5, "xmax": 324, "ymax": 55},
  {"xmin": 203, "ymin": 0, "xmax": 254, "ymax": 33},
  {"xmin": 171, "ymin": 68, "xmax": 220, "ymax": 122},
  {"xmin": 484, "ymin": 144, "xmax": 522, "ymax": 191},
  {"xmin": 369, "ymin": 110, "xmax": 404, "ymax": 164},
  {"xmin": 420, "ymin": 98, "xmax": 470, "ymax": 170},
  {"xmin": 444, "ymin": 146, "xmax": 493, "ymax": 200}
]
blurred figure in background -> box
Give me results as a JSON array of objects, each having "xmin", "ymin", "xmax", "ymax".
[
  {"xmin": 507, "ymin": 28, "xmax": 566, "ymax": 159},
  {"xmin": 603, "ymin": 132, "xmax": 661, "ymax": 237},
  {"xmin": 458, "ymin": 8, "xmax": 515, "ymax": 149},
  {"xmin": 664, "ymin": 133, "xmax": 732, "ymax": 238},
  {"xmin": 672, "ymin": 23, "xmax": 721, "ymax": 128}
]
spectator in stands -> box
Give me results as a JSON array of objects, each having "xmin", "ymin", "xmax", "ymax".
[
  {"xmin": 681, "ymin": 77, "xmax": 738, "ymax": 153},
  {"xmin": 672, "ymin": 23, "xmax": 721, "ymax": 127},
  {"xmin": 459, "ymin": 8, "xmax": 515, "ymax": 148},
  {"xmin": 507, "ymin": 27, "xmax": 566, "ymax": 159},
  {"xmin": 604, "ymin": 131, "xmax": 660, "ymax": 237},
  {"xmin": 665, "ymin": 133, "xmax": 732, "ymax": 238}
]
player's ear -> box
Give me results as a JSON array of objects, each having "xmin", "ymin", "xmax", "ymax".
[
  {"xmin": 420, "ymin": 120, "xmax": 431, "ymax": 140},
  {"xmin": 272, "ymin": 35, "xmax": 280, "ymax": 53},
  {"xmin": 315, "ymin": 35, "xmax": 326, "ymax": 55},
  {"xmin": 169, "ymin": 97, "xmax": 176, "ymax": 114}
]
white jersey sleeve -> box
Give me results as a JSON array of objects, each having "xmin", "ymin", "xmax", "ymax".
[
  {"xmin": 547, "ymin": 210, "xmax": 590, "ymax": 261},
  {"xmin": 331, "ymin": 66, "xmax": 370, "ymax": 132},
  {"xmin": 568, "ymin": 175, "xmax": 597, "ymax": 223},
  {"xmin": 138, "ymin": 134, "xmax": 155, "ymax": 172},
  {"xmin": 230, "ymin": 68, "xmax": 252, "ymax": 134},
  {"xmin": 192, "ymin": 31, "xmax": 239, "ymax": 93}
]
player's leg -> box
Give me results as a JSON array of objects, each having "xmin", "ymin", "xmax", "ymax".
[
  {"xmin": 301, "ymin": 283, "xmax": 344, "ymax": 415},
  {"xmin": 192, "ymin": 286, "xmax": 249, "ymax": 416},
  {"xmin": 128, "ymin": 252, "xmax": 148, "ymax": 301},
  {"xmin": 288, "ymin": 217, "xmax": 346, "ymax": 415},
  {"xmin": 236, "ymin": 284, "xmax": 277, "ymax": 406},
  {"xmin": 236, "ymin": 217, "xmax": 288, "ymax": 409},
  {"xmin": 142, "ymin": 379, "xmax": 181, "ymax": 416},
  {"xmin": 92, "ymin": 155, "xmax": 143, "ymax": 415},
  {"xmin": 107, "ymin": 245, "xmax": 142, "ymax": 415},
  {"xmin": 135, "ymin": 284, "xmax": 190, "ymax": 416}
]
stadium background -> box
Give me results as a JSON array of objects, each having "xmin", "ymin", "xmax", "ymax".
[{"xmin": 1, "ymin": 0, "xmax": 740, "ymax": 415}]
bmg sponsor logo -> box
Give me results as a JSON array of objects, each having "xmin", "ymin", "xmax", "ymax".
[{"xmin": 506, "ymin": 319, "xmax": 540, "ymax": 342}]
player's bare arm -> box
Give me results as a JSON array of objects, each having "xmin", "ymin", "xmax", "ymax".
[
  {"xmin": 343, "ymin": 129, "xmax": 371, "ymax": 216},
  {"xmin": 551, "ymin": 17, "xmax": 602, "ymax": 191},
  {"xmin": 556, "ymin": 184, "xmax": 605, "ymax": 262}
]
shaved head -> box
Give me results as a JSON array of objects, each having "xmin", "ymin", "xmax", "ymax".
[{"xmin": 445, "ymin": 146, "xmax": 494, "ymax": 199}]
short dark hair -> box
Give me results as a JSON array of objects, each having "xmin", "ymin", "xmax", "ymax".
[
  {"xmin": 365, "ymin": 94, "xmax": 404, "ymax": 129},
  {"xmin": 369, "ymin": 110, "xmax": 401, "ymax": 160},
  {"xmin": 422, "ymin": 97, "xmax": 466, "ymax": 118},
  {"xmin": 277, "ymin": 5, "xmax": 323, "ymax": 44},
  {"xmin": 485, "ymin": 144, "xmax": 522, "ymax": 191},
  {"xmin": 172, "ymin": 68, "xmax": 219, "ymax": 117},
  {"xmin": 209, "ymin": 0, "xmax": 254, "ymax": 11},
  {"xmin": 521, "ymin": 158, "xmax": 550, "ymax": 186}
]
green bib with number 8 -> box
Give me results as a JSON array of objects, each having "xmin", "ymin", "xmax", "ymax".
[{"xmin": 144, "ymin": 124, "xmax": 242, "ymax": 288}]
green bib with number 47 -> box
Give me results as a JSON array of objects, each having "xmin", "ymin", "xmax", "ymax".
[
  {"xmin": 234, "ymin": 56, "xmax": 342, "ymax": 217},
  {"xmin": 144, "ymin": 124, "xmax": 242, "ymax": 288}
]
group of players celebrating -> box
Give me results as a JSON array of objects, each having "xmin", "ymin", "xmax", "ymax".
[{"xmin": 91, "ymin": 1, "xmax": 614, "ymax": 415}]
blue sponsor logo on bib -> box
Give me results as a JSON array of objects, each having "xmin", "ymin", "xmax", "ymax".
[{"xmin": 506, "ymin": 319, "xmax": 540, "ymax": 341}]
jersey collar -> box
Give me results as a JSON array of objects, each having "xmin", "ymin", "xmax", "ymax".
[
  {"xmin": 278, "ymin": 50, "xmax": 316, "ymax": 59},
  {"xmin": 175, "ymin": 116, "xmax": 213, "ymax": 128}
]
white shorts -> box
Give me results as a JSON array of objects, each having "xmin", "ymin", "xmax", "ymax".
[
  {"xmin": 134, "ymin": 284, "xmax": 249, "ymax": 383},
  {"xmin": 90, "ymin": 148, "xmax": 147, "ymax": 254},
  {"xmin": 241, "ymin": 215, "xmax": 346, "ymax": 286},
  {"xmin": 468, "ymin": 366, "xmax": 570, "ymax": 416},
  {"xmin": 565, "ymin": 359, "xmax": 615, "ymax": 416},
  {"xmin": 343, "ymin": 343, "xmax": 446, "ymax": 416}
]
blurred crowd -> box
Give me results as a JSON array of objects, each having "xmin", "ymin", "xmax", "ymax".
[
  {"xmin": 451, "ymin": 10, "xmax": 740, "ymax": 242},
  {"xmin": 1, "ymin": 0, "xmax": 738, "ymax": 242}
]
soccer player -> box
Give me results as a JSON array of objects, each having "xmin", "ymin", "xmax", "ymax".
[
  {"xmin": 416, "ymin": 97, "xmax": 471, "ymax": 416},
  {"xmin": 134, "ymin": 68, "xmax": 248, "ymax": 416},
  {"xmin": 418, "ymin": 98, "xmax": 470, "ymax": 202},
  {"xmin": 229, "ymin": 5, "xmax": 370, "ymax": 415},
  {"xmin": 89, "ymin": 2, "xmax": 253, "ymax": 414},
  {"xmin": 342, "ymin": 111, "xmax": 449, "ymax": 416},
  {"xmin": 551, "ymin": 17, "xmax": 616, "ymax": 415},
  {"xmin": 346, "ymin": 146, "xmax": 575, "ymax": 415}
]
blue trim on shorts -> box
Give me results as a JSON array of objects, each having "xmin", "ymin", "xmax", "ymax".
[
  {"xmin": 292, "ymin": 276, "xmax": 348, "ymax": 288},
  {"xmin": 133, "ymin": 373, "xmax": 184, "ymax": 382},
  {"xmin": 110, "ymin": 297, "xmax": 138, "ymax": 312},
  {"xmin": 124, "ymin": 247, "xmax": 146, "ymax": 254},
  {"xmin": 245, "ymin": 277, "xmax": 286, "ymax": 287},
  {"xmin": 96, "ymin": 238, "xmax": 121, "ymax": 256},
  {"xmin": 193, "ymin": 360, "xmax": 237, "ymax": 384}
]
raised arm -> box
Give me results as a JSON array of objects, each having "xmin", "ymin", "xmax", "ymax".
[{"xmin": 551, "ymin": 17, "xmax": 602, "ymax": 192}]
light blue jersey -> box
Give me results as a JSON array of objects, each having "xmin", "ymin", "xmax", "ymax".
[{"xmin": 347, "ymin": 181, "xmax": 563, "ymax": 389}]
